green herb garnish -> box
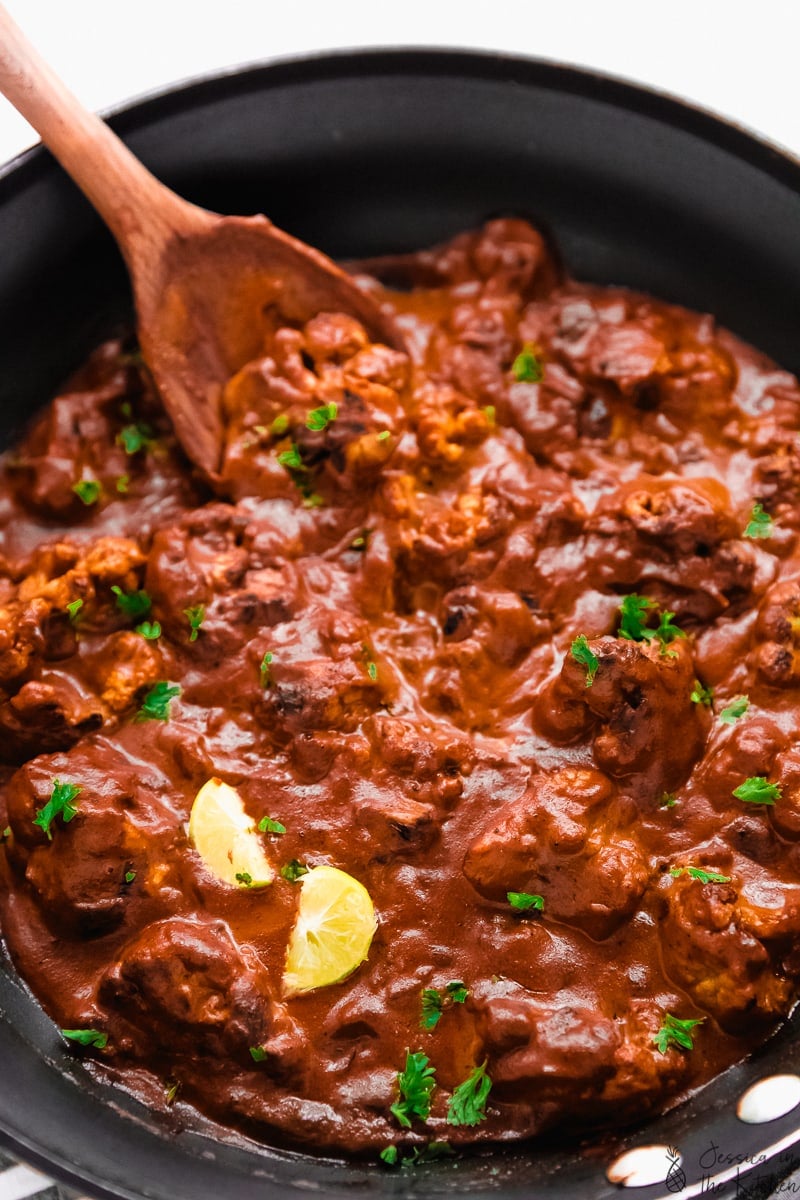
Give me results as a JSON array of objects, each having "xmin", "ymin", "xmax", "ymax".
[
  {"xmin": 249, "ymin": 1046, "xmax": 268, "ymax": 1063},
  {"xmin": 446, "ymin": 1061, "xmax": 492, "ymax": 1126},
  {"xmin": 124, "ymin": 870, "xmax": 136, "ymax": 884},
  {"xmin": 135, "ymin": 621, "xmax": 161, "ymax": 640},
  {"xmin": 420, "ymin": 981, "xmax": 469, "ymax": 1029},
  {"xmin": 260, "ymin": 651, "xmax": 274, "ymax": 687},
  {"xmin": 507, "ymin": 891, "xmax": 544, "ymax": 913},
  {"xmin": 660, "ymin": 793, "xmax": 678, "ymax": 808},
  {"xmin": 271, "ymin": 413, "xmax": 289, "ymax": 436},
  {"xmin": 61, "ymin": 1028, "xmax": 108, "ymax": 1049},
  {"xmin": 362, "ymin": 644, "xmax": 378, "ymax": 681},
  {"xmin": 512, "ymin": 343, "xmax": 544, "ymax": 383},
  {"xmin": 720, "ymin": 696, "xmax": 749, "ymax": 724},
  {"xmin": 376, "ymin": 429, "xmax": 392, "ymax": 441},
  {"xmin": 744, "ymin": 502, "xmax": 774, "ymax": 539},
  {"xmin": 391, "ymin": 1050, "xmax": 436, "ymax": 1128},
  {"xmin": 117, "ymin": 422, "xmax": 153, "ymax": 455},
  {"xmin": 66, "ymin": 598, "xmax": 84, "ymax": 623},
  {"xmin": 277, "ymin": 444, "xmax": 304, "ymax": 470},
  {"xmin": 670, "ymin": 866, "xmax": 732, "ymax": 884},
  {"xmin": 653, "ymin": 1013, "xmax": 704, "ymax": 1055},
  {"xmin": 235, "ymin": 872, "xmax": 253, "ymax": 887},
  {"xmin": 733, "ymin": 776, "xmax": 781, "ymax": 806},
  {"xmin": 483, "ymin": 405, "xmax": 496, "ymax": 426},
  {"xmin": 258, "ymin": 816, "xmax": 286, "ymax": 835},
  {"xmin": 184, "ymin": 604, "xmax": 205, "ymax": 642},
  {"xmin": 72, "ymin": 479, "xmax": 101, "ymax": 506},
  {"xmin": 111, "ymin": 584, "xmax": 152, "ymax": 619},
  {"xmin": 116, "ymin": 474, "xmax": 130, "ymax": 495},
  {"xmin": 617, "ymin": 594, "xmax": 686, "ymax": 652},
  {"xmin": 34, "ymin": 780, "xmax": 81, "ymax": 840},
  {"xmin": 280, "ymin": 859, "xmax": 308, "ymax": 883},
  {"xmin": 571, "ymin": 634, "xmax": 599, "ymax": 687},
  {"xmin": 690, "ymin": 681, "xmax": 714, "ymax": 706},
  {"xmin": 306, "ymin": 402, "xmax": 338, "ymax": 431},
  {"xmin": 380, "ymin": 1146, "xmax": 399, "ymax": 1165},
  {"xmin": 135, "ymin": 681, "xmax": 180, "ymax": 722}
]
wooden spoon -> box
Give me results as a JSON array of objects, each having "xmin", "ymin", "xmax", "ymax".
[{"xmin": 0, "ymin": 5, "xmax": 404, "ymax": 477}]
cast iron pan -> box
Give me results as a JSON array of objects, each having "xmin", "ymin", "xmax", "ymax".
[{"xmin": 1, "ymin": 48, "xmax": 800, "ymax": 1200}]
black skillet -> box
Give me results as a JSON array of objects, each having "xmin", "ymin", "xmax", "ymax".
[{"xmin": 1, "ymin": 48, "xmax": 800, "ymax": 1200}]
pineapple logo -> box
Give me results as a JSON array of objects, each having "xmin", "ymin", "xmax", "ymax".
[{"xmin": 665, "ymin": 1146, "xmax": 686, "ymax": 1193}]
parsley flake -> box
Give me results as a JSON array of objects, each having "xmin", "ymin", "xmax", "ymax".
[
  {"xmin": 277, "ymin": 444, "xmax": 304, "ymax": 471},
  {"xmin": 235, "ymin": 872, "xmax": 253, "ymax": 887},
  {"xmin": 135, "ymin": 681, "xmax": 180, "ymax": 722},
  {"xmin": 617, "ymin": 594, "xmax": 686, "ymax": 652},
  {"xmin": 1, "ymin": 826, "xmax": 10, "ymax": 841},
  {"xmin": 691, "ymin": 681, "xmax": 714, "ymax": 707},
  {"xmin": 61, "ymin": 1028, "xmax": 108, "ymax": 1049},
  {"xmin": 72, "ymin": 479, "xmax": 101, "ymax": 506},
  {"xmin": 391, "ymin": 1050, "xmax": 436, "ymax": 1128},
  {"xmin": 124, "ymin": 870, "xmax": 136, "ymax": 884},
  {"xmin": 670, "ymin": 866, "xmax": 732, "ymax": 884},
  {"xmin": 258, "ymin": 816, "xmax": 286, "ymax": 835},
  {"xmin": 362, "ymin": 644, "xmax": 378, "ymax": 681},
  {"xmin": 376, "ymin": 429, "xmax": 392, "ymax": 441},
  {"xmin": 660, "ymin": 792, "xmax": 678, "ymax": 808},
  {"xmin": 66, "ymin": 598, "xmax": 84, "ymax": 623},
  {"xmin": 249, "ymin": 1046, "xmax": 268, "ymax": 1063},
  {"xmin": 653, "ymin": 1013, "xmax": 704, "ymax": 1054},
  {"xmin": 116, "ymin": 474, "xmax": 130, "ymax": 495},
  {"xmin": 421, "ymin": 988, "xmax": 443, "ymax": 1029},
  {"xmin": 380, "ymin": 1146, "xmax": 399, "ymax": 1166},
  {"xmin": 306, "ymin": 402, "xmax": 338, "ymax": 431},
  {"xmin": 507, "ymin": 891, "xmax": 544, "ymax": 913},
  {"xmin": 117, "ymin": 422, "xmax": 153, "ymax": 455},
  {"xmin": 483, "ymin": 404, "xmax": 496, "ymax": 426},
  {"xmin": 111, "ymin": 585, "xmax": 152, "ymax": 619},
  {"xmin": 733, "ymin": 776, "xmax": 781, "ymax": 806},
  {"xmin": 184, "ymin": 604, "xmax": 205, "ymax": 642},
  {"xmin": 744, "ymin": 502, "xmax": 774, "ymax": 539},
  {"xmin": 571, "ymin": 634, "xmax": 599, "ymax": 687},
  {"xmin": 280, "ymin": 859, "xmax": 308, "ymax": 883},
  {"xmin": 512, "ymin": 343, "xmax": 544, "ymax": 383},
  {"xmin": 447, "ymin": 1061, "xmax": 492, "ymax": 1127},
  {"xmin": 271, "ymin": 413, "xmax": 289, "ymax": 436},
  {"xmin": 260, "ymin": 651, "xmax": 274, "ymax": 687},
  {"xmin": 720, "ymin": 696, "xmax": 749, "ymax": 724},
  {"xmin": 447, "ymin": 981, "xmax": 468, "ymax": 1004},
  {"xmin": 135, "ymin": 620, "xmax": 161, "ymax": 640},
  {"xmin": 34, "ymin": 779, "xmax": 81, "ymax": 840}
]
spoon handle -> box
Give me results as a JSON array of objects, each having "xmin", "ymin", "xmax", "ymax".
[{"xmin": 0, "ymin": 3, "xmax": 194, "ymax": 255}]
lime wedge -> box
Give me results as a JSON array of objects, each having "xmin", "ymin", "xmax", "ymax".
[
  {"xmin": 188, "ymin": 778, "xmax": 273, "ymax": 889},
  {"xmin": 283, "ymin": 865, "xmax": 376, "ymax": 996}
]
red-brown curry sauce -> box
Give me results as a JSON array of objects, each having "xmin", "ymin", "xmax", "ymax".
[{"xmin": 2, "ymin": 218, "xmax": 800, "ymax": 1155}]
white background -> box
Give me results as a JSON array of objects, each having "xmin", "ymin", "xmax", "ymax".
[{"xmin": 1, "ymin": 0, "xmax": 799, "ymax": 167}]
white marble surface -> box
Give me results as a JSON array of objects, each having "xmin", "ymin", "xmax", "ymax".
[{"xmin": 1, "ymin": 0, "xmax": 799, "ymax": 167}]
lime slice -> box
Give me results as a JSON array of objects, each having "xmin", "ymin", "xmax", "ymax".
[
  {"xmin": 283, "ymin": 865, "xmax": 376, "ymax": 996},
  {"xmin": 188, "ymin": 778, "xmax": 274, "ymax": 888}
]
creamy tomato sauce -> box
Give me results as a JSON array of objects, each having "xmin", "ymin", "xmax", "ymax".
[{"xmin": 2, "ymin": 219, "xmax": 800, "ymax": 1157}]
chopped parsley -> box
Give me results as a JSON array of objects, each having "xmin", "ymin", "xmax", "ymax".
[
  {"xmin": 1, "ymin": 826, "xmax": 10, "ymax": 841},
  {"xmin": 483, "ymin": 405, "xmax": 496, "ymax": 426},
  {"xmin": 617, "ymin": 594, "xmax": 686, "ymax": 652},
  {"xmin": 362, "ymin": 644, "xmax": 378, "ymax": 682},
  {"xmin": 660, "ymin": 792, "xmax": 678, "ymax": 808},
  {"xmin": 420, "ymin": 981, "xmax": 469, "ymax": 1029},
  {"xmin": 379, "ymin": 1142, "xmax": 454, "ymax": 1168},
  {"xmin": 391, "ymin": 1050, "xmax": 436, "ymax": 1128},
  {"xmin": 446, "ymin": 1061, "xmax": 492, "ymax": 1127},
  {"xmin": 34, "ymin": 780, "xmax": 81, "ymax": 840},
  {"xmin": 235, "ymin": 872, "xmax": 253, "ymax": 887},
  {"xmin": 571, "ymin": 634, "xmax": 599, "ymax": 687},
  {"xmin": 66, "ymin": 598, "xmax": 84, "ymax": 623},
  {"xmin": 260, "ymin": 651, "xmax": 274, "ymax": 687},
  {"xmin": 277, "ymin": 444, "xmax": 304, "ymax": 470},
  {"xmin": 271, "ymin": 413, "xmax": 289, "ymax": 436},
  {"xmin": 116, "ymin": 474, "xmax": 130, "ymax": 494},
  {"xmin": 670, "ymin": 866, "xmax": 732, "ymax": 884},
  {"xmin": 744, "ymin": 502, "xmax": 774, "ymax": 539},
  {"xmin": 124, "ymin": 870, "xmax": 136, "ymax": 884},
  {"xmin": 184, "ymin": 604, "xmax": 205, "ymax": 642},
  {"xmin": 258, "ymin": 816, "xmax": 286, "ymax": 835},
  {"xmin": 690, "ymin": 680, "xmax": 714, "ymax": 706},
  {"xmin": 507, "ymin": 891, "xmax": 544, "ymax": 913},
  {"xmin": 135, "ymin": 621, "xmax": 161, "ymax": 640},
  {"xmin": 720, "ymin": 696, "xmax": 749, "ymax": 724},
  {"xmin": 72, "ymin": 479, "xmax": 101, "ymax": 506},
  {"xmin": 653, "ymin": 1013, "xmax": 704, "ymax": 1055},
  {"xmin": 380, "ymin": 1146, "xmax": 399, "ymax": 1165},
  {"xmin": 733, "ymin": 776, "xmax": 781, "ymax": 806},
  {"xmin": 111, "ymin": 585, "xmax": 152, "ymax": 619},
  {"xmin": 135, "ymin": 681, "xmax": 180, "ymax": 722},
  {"xmin": 306, "ymin": 402, "xmax": 338, "ymax": 431},
  {"xmin": 165, "ymin": 1082, "xmax": 180, "ymax": 1105},
  {"xmin": 280, "ymin": 859, "xmax": 308, "ymax": 883},
  {"xmin": 350, "ymin": 529, "xmax": 370, "ymax": 551},
  {"xmin": 249, "ymin": 1046, "xmax": 268, "ymax": 1063},
  {"xmin": 376, "ymin": 429, "xmax": 392, "ymax": 441},
  {"xmin": 117, "ymin": 422, "xmax": 153, "ymax": 455},
  {"xmin": 512, "ymin": 343, "xmax": 544, "ymax": 383},
  {"xmin": 61, "ymin": 1028, "xmax": 108, "ymax": 1049}
]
